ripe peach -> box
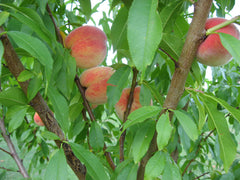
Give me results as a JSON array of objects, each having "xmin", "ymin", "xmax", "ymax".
[
  {"xmin": 196, "ymin": 18, "xmax": 240, "ymax": 66},
  {"xmin": 80, "ymin": 66, "xmax": 115, "ymax": 105},
  {"xmin": 115, "ymin": 86, "xmax": 145, "ymax": 121},
  {"xmin": 34, "ymin": 112, "xmax": 44, "ymax": 126},
  {"xmin": 65, "ymin": 25, "xmax": 107, "ymax": 69}
]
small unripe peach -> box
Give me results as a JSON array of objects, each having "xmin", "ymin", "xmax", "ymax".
[
  {"xmin": 65, "ymin": 25, "xmax": 107, "ymax": 69},
  {"xmin": 196, "ymin": 18, "xmax": 240, "ymax": 66},
  {"xmin": 115, "ymin": 86, "xmax": 144, "ymax": 121},
  {"xmin": 34, "ymin": 112, "xmax": 44, "ymax": 126},
  {"xmin": 80, "ymin": 66, "xmax": 115, "ymax": 105}
]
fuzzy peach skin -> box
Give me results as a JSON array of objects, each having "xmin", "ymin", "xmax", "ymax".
[
  {"xmin": 80, "ymin": 66, "xmax": 115, "ymax": 105},
  {"xmin": 65, "ymin": 25, "xmax": 107, "ymax": 69},
  {"xmin": 115, "ymin": 86, "xmax": 145, "ymax": 121},
  {"xmin": 196, "ymin": 18, "xmax": 240, "ymax": 66},
  {"xmin": 34, "ymin": 112, "xmax": 44, "ymax": 126}
]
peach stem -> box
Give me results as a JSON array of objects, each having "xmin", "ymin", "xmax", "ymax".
[{"xmin": 206, "ymin": 15, "xmax": 240, "ymax": 36}]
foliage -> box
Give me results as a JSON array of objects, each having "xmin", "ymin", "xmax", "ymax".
[{"xmin": 0, "ymin": 0, "xmax": 240, "ymax": 179}]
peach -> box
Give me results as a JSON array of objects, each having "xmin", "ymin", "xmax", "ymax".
[
  {"xmin": 65, "ymin": 25, "xmax": 107, "ymax": 69},
  {"xmin": 80, "ymin": 66, "xmax": 115, "ymax": 105},
  {"xmin": 196, "ymin": 18, "xmax": 240, "ymax": 66},
  {"xmin": 115, "ymin": 86, "xmax": 145, "ymax": 121},
  {"xmin": 34, "ymin": 112, "xmax": 44, "ymax": 126}
]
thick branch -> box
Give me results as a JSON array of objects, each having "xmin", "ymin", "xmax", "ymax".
[
  {"xmin": 137, "ymin": 1, "xmax": 213, "ymax": 179},
  {"xmin": 0, "ymin": 27, "xmax": 86, "ymax": 180},
  {"xmin": 0, "ymin": 117, "xmax": 29, "ymax": 178}
]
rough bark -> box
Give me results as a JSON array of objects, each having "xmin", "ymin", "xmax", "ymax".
[
  {"xmin": 0, "ymin": 27, "xmax": 86, "ymax": 180},
  {"xmin": 137, "ymin": 0, "xmax": 213, "ymax": 179}
]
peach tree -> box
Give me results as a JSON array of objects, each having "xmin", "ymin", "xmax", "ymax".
[{"xmin": 0, "ymin": 0, "xmax": 240, "ymax": 179}]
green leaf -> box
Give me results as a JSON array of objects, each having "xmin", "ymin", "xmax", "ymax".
[
  {"xmin": 159, "ymin": 33, "xmax": 184, "ymax": 60},
  {"xmin": 44, "ymin": 148, "xmax": 68, "ymax": 180},
  {"xmin": 131, "ymin": 120, "xmax": 155, "ymax": 163},
  {"xmin": 8, "ymin": 31, "xmax": 53, "ymax": 83},
  {"xmin": 27, "ymin": 76, "xmax": 43, "ymax": 101},
  {"xmin": 127, "ymin": 0, "xmax": 162, "ymax": 77},
  {"xmin": 17, "ymin": 70, "xmax": 34, "ymax": 82},
  {"xmin": 6, "ymin": 105, "xmax": 28, "ymax": 132},
  {"xmin": 107, "ymin": 65, "xmax": 131, "ymax": 109},
  {"xmin": 142, "ymin": 81, "xmax": 164, "ymax": 105},
  {"xmin": 0, "ymin": 87, "xmax": 28, "ymax": 106},
  {"xmin": 48, "ymin": 86, "xmax": 69, "ymax": 133},
  {"xmin": 89, "ymin": 121, "xmax": 104, "ymax": 151},
  {"xmin": 160, "ymin": 2, "xmax": 183, "ymax": 32},
  {"xmin": 174, "ymin": 110, "xmax": 198, "ymax": 141},
  {"xmin": 191, "ymin": 94, "xmax": 206, "ymax": 131},
  {"xmin": 0, "ymin": 41, "xmax": 3, "ymax": 76},
  {"xmin": 0, "ymin": 11, "xmax": 9, "ymax": 26},
  {"xmin": 41, "ymin": 131, "xmax": 60, "ymax": 140},
  {"xmin": 156, "ymin": 113, "xmax": 173, "ymax": 150},
  {"xmin": 0, "ymin": 4, "xmax": 53, "ymax": 45},
  {"xmin": 116, "ymin": 162, "xmax": 138, "ymax": 180},
  {"xmin": 69, "ymin": 142, "xmax": 109, "ymax": 180},
  {"xmin": 145, "ymin": 151, "xmax": 166, "ymax": 180},
  {"xmin": 123, "ymin": 106, "xmax": 161, "ymax": 131},
  {"xmin": 220, "ymin": 33, "xmax": 240, "ymax": 66},
  {"xmin": 201, "ymin": 97, "xmax": 237, "ymax": 172},
  {"xmin": 162, "ymin": 158, "xmax": 181, "ymax": 180},
  {"xmin": 202, "ymin": 93, "xmax": 240, "ymax": 123},
  {"xmin": 140, "ymin": 84, "xmax": 152, "ymax": 106},
  {"xmin": 79, "ymin": 0, "xmax": 92, "ymax": 20},
  {"xmin": 111, "ymin": 7, "xmax": 129, "ymax": 51}
]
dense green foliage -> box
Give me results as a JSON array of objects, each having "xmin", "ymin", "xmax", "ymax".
[{"xmin": 0, "ymin": 0, "xmax": 240, "ymax": 179}]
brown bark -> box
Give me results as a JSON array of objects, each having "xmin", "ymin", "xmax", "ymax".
[
  {"xmin": 0, "ymin": 27, "xmax": 86, "ymax": 180},
  {"xmin": 137, "ymin": 0, "xmax": 213, "ymax": 179}
]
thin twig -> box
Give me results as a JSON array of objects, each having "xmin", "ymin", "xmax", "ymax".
[
  {"xmin": 74, "ymin": 75, "xmax": 95, "ymax": 122},
  {"xmin": 46, "ymin": 3, "xmax": 63, "ymax": 45},
  {"xmin": 119, "ymin": 67, "xmax": 138, "ymax": 162},
  {"xmin": 0, "ymin": 147, "xmax": 11, "ymax": 156},
  {"xmin": 0, "ymin": 166, "xmax": 20, "ymax": 173},
  {"xmin": 159, "ymin": 47, "xmax": 179, "ymax": 68},
  {"xmin": 182, "ymin": 129, "xmax": 215, "ymax": 176},
  {"xmin": 0, "ymin": 117, "xmax": 29, "ymax": 178},
  {"xmin": 193, "ymin": 172, "xmax": 210, "ymax": 180}
]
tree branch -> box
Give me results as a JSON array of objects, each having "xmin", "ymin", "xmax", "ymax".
[
  {"xmin": 182, "ymin": 129, "xmax": 215, "ymax": 176},
  {"xmin": 120, "ymin": 67, "xmax": 138, "ymax": 162},
  {"xmin": 0, "ymin": 147, "xmax": 12, "ymax": 156},
  {"xmin": 0, "ymin": 117, "xmax": 29, "ymax": 178},
  {"xmin": 46, "ymin": 3, "xmax": 63, "ymax": 45},
  {"xmin": 0, "ymin": 27, "xmax": 86, "ymax": 180},
  {"xmin": 137, "ymin": 1, "xmax": 213, "ymax": 179}
]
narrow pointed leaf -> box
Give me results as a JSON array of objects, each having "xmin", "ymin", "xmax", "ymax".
[
  {"xmin": 44, "ymin": 148, "xmax": 68, "ymax": 180},
  {"xmin": 70, "ymin": 142, "xmax": 109, "ymax": 180},
  {"xmin": 220, "ymin": 33, "xmax": 240, "ymax": 66},
  {"xmin": 174, "ymin": 110, "xmax": 198, "ymax": 141},
  {"xmin": 127, "ymin": 0, "xmax": 162, "ymax": 76},
  {"xmin": 201, "ymin": 97, "xmax": 237, "ymax": 172},
  {"xmin": 8, "ymin": 31, "xmax": 53, "ymax": 83},
  {"xmin": 0, "ymin": 87, "xmax": 27, "ymax": 106},
  {"xmin": 123, "ymin": 106, "xmax": 161, "ymax": 131},
  {"xmin": 131, "ymin": 120, "xmax": 155, "ymax": 163},
  {"xmin": 156, "ymin": 113, "xmax": 173, "ymax": 150}
]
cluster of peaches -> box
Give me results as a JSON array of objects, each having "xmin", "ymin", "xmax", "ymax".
[{"xmin": 34, "ymin": 17, "xmax": 240, "ymax": 126}]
